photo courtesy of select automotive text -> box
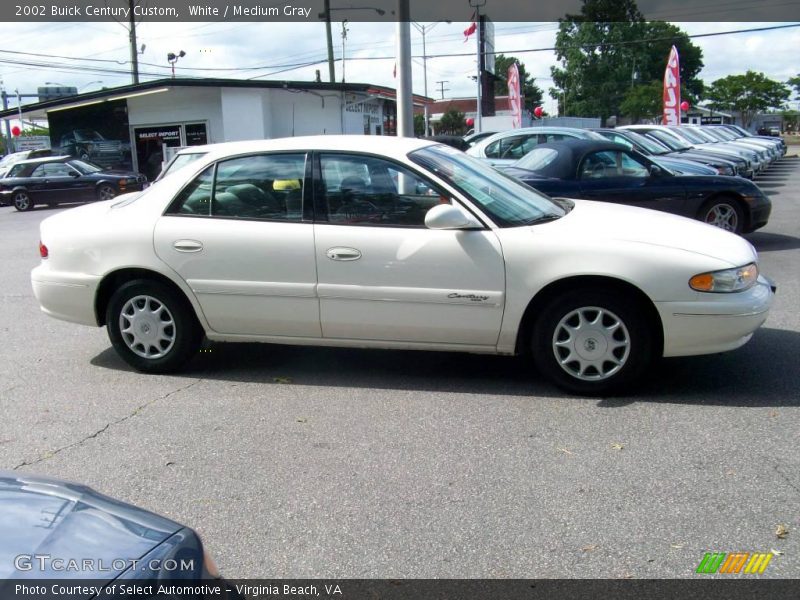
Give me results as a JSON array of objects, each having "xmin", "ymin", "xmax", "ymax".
[{"xmin": 0, "ymin": 0, "xmax": 799, "ymax": 598}]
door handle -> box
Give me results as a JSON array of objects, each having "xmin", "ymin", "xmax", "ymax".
[
  {"xmin": 173, "ymin": 239, "xmax": 204, "ymax": 253},
  {"xmin": 326, "ymin": 247, "xmax": 361, "ymax": 261}
]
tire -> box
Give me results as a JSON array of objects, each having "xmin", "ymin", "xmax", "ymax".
[
  {"xmin": 97, "ymin": 184, "xmax": 117, "ymax": 201},
  {"xmin": 106, "ymin": 280, "xmax": 201, "ymax": 373},
  {"xmin": 698, "ymin": 196, "xmax": 744, "ymax": 234},
  {"xmin": 13, "ymin": 191, "xmax": 33, "ymax": 212},
  {"xmin": 531, "ymin": 288, "xmax": 655, "ymax": 396}
]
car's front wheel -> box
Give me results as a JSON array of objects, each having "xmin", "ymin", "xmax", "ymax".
[
  {"xmin": 699, "ymin": 196, "xmax": 743, "ymax": 234},
  {"xmin": 106, "ymin": 280, "xmax": 201, "ymax": 373},
  {"xmin": 97, "ymin": 184, "xmax": 117, "ymax": 201},
  {"xmin": 531, "ymin": 289, "xmax": 655, "ymax": 395},
  {"xmin": 13, "ymin": 191, "xmax": 33, "ymax": 211}
]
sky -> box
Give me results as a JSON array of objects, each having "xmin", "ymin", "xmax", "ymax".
[{"xmin": 0, "ymin": 20, "xmax": 798, "ymax": 117}]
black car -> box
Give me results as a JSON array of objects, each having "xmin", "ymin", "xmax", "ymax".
[
  {"xmin": 0, "ymin": 471, "xmax": 241, "ymax": 596},
  {"xmin": 503, "ymin": 139, "xmax": 771, "ymax": 234},
  {"xmin": 0, "ymin": 156, "xmax": 146, "ymax": 211}
]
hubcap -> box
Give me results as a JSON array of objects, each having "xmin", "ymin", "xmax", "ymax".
[
  {"xmin": 14, "ymin": 193, "xmax": 30, "ymax": 209},
  {"xmin": 99, "ymin": 186, "xmax": 116, "ymax": 200},
  {"xmin": 704, "ymin": 203, "xmax": 738, "ymax": 231},
  {"xmin": 119, "ymin": 295, "xmax": 176, "ymax": 359},
  {"xmin": 552, "ymin": 306, "xmax": 631, "ymax": 381}
]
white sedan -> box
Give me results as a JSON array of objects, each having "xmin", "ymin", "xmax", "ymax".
[{"xmin": 31, "ymin": 136, "xmax": 774, "ymax": 395}]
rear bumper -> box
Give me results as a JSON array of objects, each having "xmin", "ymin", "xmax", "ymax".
[
  {"xmin": 657, "ymin": 277, "xmax": 774, "ymax": 357},
  {"xmin": 31, "ymin": 265, "xmax": 101, "ymax": 326}
]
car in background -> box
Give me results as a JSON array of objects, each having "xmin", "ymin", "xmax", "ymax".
[
  {"xmin": 58, "ymin": 129, "xmax": 124, "ymax": 167},
  {"xmin": 0, "ymin": 156, "xmax": 146, "ymax": 211},
  {"xmin": 0, "ymin": 149, "xmax": 52, "ymax": 178},
  {"xmin": 707, "ymin": 124, "xmax": 785, "ymax": 157},
  {"xmin": 503, "ymin": 139, "xmax": 771, "ymax": 234},
  {"xmin": 466, "ymin": 126, "xmax": 602, "ymax": 166},
  {"xmin": 462, "ymin": 130, "xmax": 497, "ymax": 148},
  {"xmin": 621, "ymin": 125, "xmax": 754, "ymax": 178},
  {"xmin": 31, "ymin": 136, "xmax": 775, "ymax": 395},
  {"xmin": 0, "ymin": 470, "xmax": 240, "ymax": 594},
  {"xmin": 591, "ymin": 128, "xmax": 723, "ymax": 176},
  {"xmin": 678, "ymin": 125, "xmax": 776, "ymax": 166}
]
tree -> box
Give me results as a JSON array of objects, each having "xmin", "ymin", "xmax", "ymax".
[
  {"xmin": 493, "ymin": 54, "xmax": 544, "ymax": 112},
  {"xmin": 705, "ymin": 71, "xmax": 790, "ymax": 129},
  {"xmin": 788, "ymin": 76, "xmax": 800, "ymax": 96},
  {"xmin": 620, "ymin": 81, "xmax": 663, "ymax": 122},
  {"xmin": 413, "ymin": 113, "xmax": 425, "ymax": 137},
  {"xmin": 550, "ymin": 0, "xmax": 703, "ymax": 124},
  {"xmin": 438, "ymin": 109, "xmax": 467, "ymax": 135}
]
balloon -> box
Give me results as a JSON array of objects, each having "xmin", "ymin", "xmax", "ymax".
[
  {"xmin": 11, "ymin": 126, "xmax": 21, "ymax": 137},
  {"xmin": 466, "ymin": 117, "xmax": 474, "ymax": 127},
  {"xmin": 680, "ymin": 101, "xmax": 690, "ymax": 112},
  {"xmin": 533, "ymin": 106, "xmax": 543, "ymax": 118}
]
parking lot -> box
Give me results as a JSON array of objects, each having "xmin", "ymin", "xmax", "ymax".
[{"xmin": 1, "ymin": 155, "xmax": 798, "ymax": 579}]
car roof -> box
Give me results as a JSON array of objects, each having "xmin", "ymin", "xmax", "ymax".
[
  {"xmin": 517, "ymin": 139, "xmax": 634, "ymax": 179},
  {"xmin": 15, "ymin": 155, "xmax": 73, "ymax": 166}
]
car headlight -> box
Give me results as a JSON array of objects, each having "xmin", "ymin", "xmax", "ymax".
[{"xmin": 689, "ymin": 263, "xmax": 759, "ymax": 293}]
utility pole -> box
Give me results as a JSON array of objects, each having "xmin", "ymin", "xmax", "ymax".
[
  {"xmin": 436, "ymin": 81, "xmax": 449, "ymax": 100},
  {"xmin": 323, "ymin": 0, "xmax": 335, "ymax": 83},
  {"xmin": 128, "ymin": 0, "xmax": 139, "ymax": 83},
  {"xmin": 395, "ymin": 0, "xmax": 413, "ymax": 138}
]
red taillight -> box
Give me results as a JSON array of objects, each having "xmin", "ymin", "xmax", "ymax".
[{"xmin": 39, "ymin": 241, "xmax": 48, "ymax": 258}]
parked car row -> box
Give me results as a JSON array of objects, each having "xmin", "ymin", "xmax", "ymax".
[{"xmin": 463, "ymin": 124, "xmax": 783, "ymax": 233}]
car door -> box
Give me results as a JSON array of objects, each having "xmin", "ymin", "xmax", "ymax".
[
  {"xmin": 25, "ymin": 164, "xmax": 61, "ymax": 203},
  {"xmin": 577, "ymin": 149, "xmax": 686, "ymax": 213},
  {"xmin": 313, "ymin": 152, "xmax": 505, "ymax": 347},
  {"xmin": 153, "ymin": 152, "xmax": 321, "ymax": 337}
]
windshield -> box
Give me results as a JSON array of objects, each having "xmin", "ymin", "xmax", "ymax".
[
  {"xmin": 690, "ymin": 127, "xmax": 723, "ymax": 142},
  {"xmin": 160, "ymin": 152, "xmax": 208, "ymax": 179},
  {"xmin": 646, "ymin": 129, "xmax": 692, "ymax": 151},
  {"xmin": 707, "ymin": 127, "xmax": 735, "ymax": 141},
  {"xmin": 74, "ymin": 130, "xmax": 105, "ymax": 141},
  {"xmin": 670, "ymin": 127, "xmax": 706, "ymax": 144},
  {"xmin": 620, "ymin": 131, "xmax": 670, "ymax": 155},
  {"xmin": 410, "ymin": 145, "xmax": 564, "ymax": 227},
  {"xmin": 514, "ymin": 148, "xmax": 560, "ymax": 171},
  {"xmin": 69, "ymin": 159, "xmax": 103, "ymax": 174}
]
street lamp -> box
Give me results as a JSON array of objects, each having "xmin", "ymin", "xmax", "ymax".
[
  {"xmin": 167, "ymin": 50, "xmax": 186, "ymax": 78},
  {"xmin": 318, "ymin": 6, "xmax": 385, "ymax": 84},
  {"xmin": 411, "ymin": 20, "xmax": 451, "ymax": 135}
]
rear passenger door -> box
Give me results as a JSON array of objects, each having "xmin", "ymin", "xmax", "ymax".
[{"xmin": 153, "ymin": 152, "xmax": 321, "ymax": 337}]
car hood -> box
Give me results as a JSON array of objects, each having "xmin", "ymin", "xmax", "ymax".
[
  {"xmin": 543, "ymin": 199, "xmax": 756, "ymax": 267},
  {"xmin": 0, "ymin": 471, "xmax": 180, "ymax": 583}
]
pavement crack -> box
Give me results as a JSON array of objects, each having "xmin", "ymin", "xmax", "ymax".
[
  {"xmin": 12, "ymin": 379, "xmax": 202, "ymax": 471},
  {"xmin": 773, "ymin": 463, "xmax": 800, "ymax": 495}
]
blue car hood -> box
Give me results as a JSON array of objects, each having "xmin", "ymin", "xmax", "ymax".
[{"xmin": 0, "ymin": 471, "xmax": 180, "ymax": 581}]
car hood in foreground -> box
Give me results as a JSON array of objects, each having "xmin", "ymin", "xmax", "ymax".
[
  {"xmin": 0, "ymin": 471, "xmax": 180, "ymax": 580},
  {"xmin": 541, "ymin": 199, "xmax": 756, "ymax": 267}
]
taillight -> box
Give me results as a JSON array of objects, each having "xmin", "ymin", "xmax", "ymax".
[{"xmin": 39, "ymin": 241, "xmax": 48, "ymax": 258}]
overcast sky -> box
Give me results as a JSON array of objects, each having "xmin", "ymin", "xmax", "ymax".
[{"xmin": 0, "ymin": 20, "xmax": 798, "ymax": 115}]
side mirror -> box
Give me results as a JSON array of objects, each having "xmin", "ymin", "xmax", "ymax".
[
  {"xmin": 649, "ymin": 164, "xmax": 666, "ymax": 177},
  {"xmin": 425, "ymin": 204, "xmax": 483, "ymax": 230}
]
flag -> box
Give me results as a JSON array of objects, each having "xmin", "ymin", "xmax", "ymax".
[
  {"xmin": 463, "ymin": 13, "xmax": 476, "ymax": 42},
  {"xmin": 662, "ymin": 45, "xmax": 681, "ymax": 125}
]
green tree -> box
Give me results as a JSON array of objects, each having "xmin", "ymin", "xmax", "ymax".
[
  {"xmin": 414, "ymin": 113, "xmax": 425, "ymax": 137},
  {"xmin": 550, "ymin": 0, "xmax": 703, "ymax": 124},
  {"xmin": 620, "ymin": 81, "xmax": 663, "ymax": 122},
  {"xmin": 438, "ymin": 109, "xmax": 467, "ymax": 135},
  {"xmin": 705, "ymin": 71, "xmax": 790, "ymax": 129},
  {"xmin": 493, "ymin": 54, "xmax": 544, "ymax": 112},
  {"xmin": 788, "ymin": 76, "xmax": 800, "ymax": 96}
]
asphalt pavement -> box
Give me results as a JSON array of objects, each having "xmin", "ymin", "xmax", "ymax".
[{"xmin": 1, "ymin": 156, "xmax": 798, "ymax": 579}]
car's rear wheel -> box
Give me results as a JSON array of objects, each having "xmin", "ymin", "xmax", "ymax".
[
  {"xmin": 106, "ymin": 280, "xmax": 201, "ymax": 373},
  {"xmin": 699, "ymin": 196, "xmax": 744, "ymax": 234},
  {"xmin": 531, "ymin": 288, "xmax": 654, "ymax": 395},
  {"xmin": 97, "ymin": 184, "xmax": 117, "ymax": 201},
  {"xmin": 13, "ymin": 191, "xmax": 33, "ymax": 211}
]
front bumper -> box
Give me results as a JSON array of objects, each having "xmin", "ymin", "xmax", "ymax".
[
  {"xmin": 657, "ymin": 276, "xmax": 774, "ymax": 357},
  {"xmin": 31, "ymin": 265, "xmax": 101, "ymax": 326}
]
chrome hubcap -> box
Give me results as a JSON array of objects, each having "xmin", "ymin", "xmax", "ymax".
[
  {"xmin": 552, "ymin": 306, "xmax": 630, "ymax": 381},
  {"xmin": 99, "ymin": 186, "xmax": 116, "ymax": 200},
  {"xmin": 14, "ymin": 193, "xmax": 30, "ymax": 209},
  {"xmin": 704, "ymin": 204, "xmax": 738, "ymax": 231},
  {"xmin": 119, "ymin": 295, "xmax": 176, "ymax": 359}
]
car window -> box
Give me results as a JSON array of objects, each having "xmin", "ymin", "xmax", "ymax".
[
  {"xmin": 514, "ymin": 147, "xmax": 560, "ymax": 171},
  {"xmin": 41, "ymin": 163, "xmax": 77, "ymax": 177},
  {"xmin": 580, "ymin": 151, "xmax": 649, "ymax": 179},
  {"xmin": 485, "ymin": 135, "xmax": 532, "ymax": 159},
  {"xmin": 320, "ymin": 153, "xmax": 449, "ymax": 227},
  {"xmin": 7, "ymin": 164, "xmax": 27, "ymax": 177},
  {"xmin": 167, "ymin": 154, "xmax": 306, "ymax": 220}
]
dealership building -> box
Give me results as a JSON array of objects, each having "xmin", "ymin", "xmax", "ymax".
[{"xmin": 0, "ymin": 78, "xmax": 430, "ymax": 180}]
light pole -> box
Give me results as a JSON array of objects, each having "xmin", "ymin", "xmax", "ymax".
[
  {"xmin": 341, "ymin": 20, "xmax": 349, "ymax": 83},
  {"xmin": 411, "ymin": 20, "xmax": 450, "ymax": 135},
  {"xmin": 318, "ymin": 6, "xmax": 385, "ymax": 84},
  {"xmin": 167, "ymin": 51, "xmax": 186, "ymax": 78}
]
